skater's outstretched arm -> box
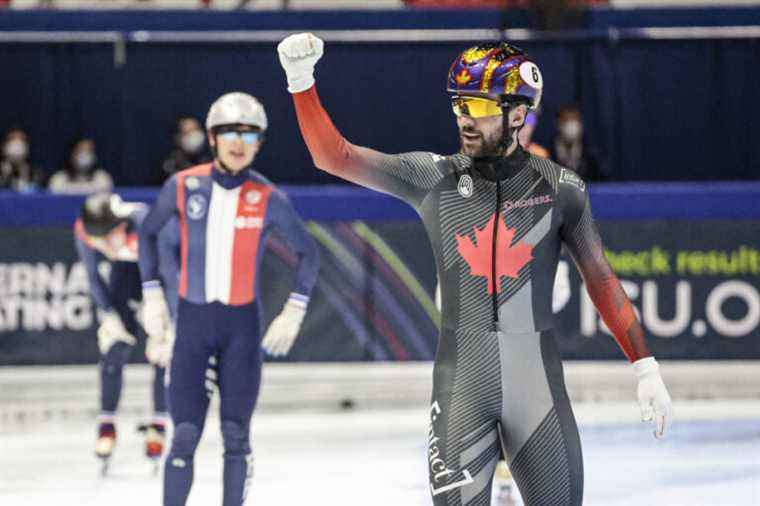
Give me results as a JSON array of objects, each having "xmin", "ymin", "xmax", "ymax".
[{"xmin": 279, "ymin": 33, "xmax": 447, "ymax": 207}]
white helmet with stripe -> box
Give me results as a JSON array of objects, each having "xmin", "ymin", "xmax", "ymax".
[{"xmin": 205, "ymin": 92, "xmax": 268, "ymax": 132}]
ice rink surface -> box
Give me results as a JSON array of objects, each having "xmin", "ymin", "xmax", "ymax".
[{"xmin": 1, "ymin": 400, "xmax": 759, "ymax": 506}]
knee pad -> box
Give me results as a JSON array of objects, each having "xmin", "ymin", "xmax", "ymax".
[
  {"xmin": 101, "ymin": 342, "xmax": 132, "ymax": 374},
  {"xmin": 170, "ymin": 422, "xmax": 201, "ymax": 459},
  {"xmin": 221, "ymin": 420, "xmax": 251, "ymax": 457}
]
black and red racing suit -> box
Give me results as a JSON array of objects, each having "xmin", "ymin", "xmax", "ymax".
[{"xmin": 292, "ymin": 86, "xmax": 651, "ymax": 506}]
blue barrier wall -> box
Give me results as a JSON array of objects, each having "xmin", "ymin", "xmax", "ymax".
[
  {"xmin": 1, "ymin": 183, "xmax": 759, "ymax": 364},
  {"xmin": 2, "ymin": 182, "xmax": 760, "ymax": 227}
]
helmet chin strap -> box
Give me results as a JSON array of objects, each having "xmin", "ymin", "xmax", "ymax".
[{"xmin": 498, "ymin": 101, "xmax": 525, "ymax": 155}]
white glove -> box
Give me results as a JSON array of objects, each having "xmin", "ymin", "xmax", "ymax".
[
  {"xmin": 262, "ymin": 295, "xmax": 308, "ymax": 356},
  {"xmin": 146, "ymin": 324, "xmax": 175, "ymax": 368},
  {"xmin": 277, "ymin": 32, "xmax": 324, "ymax": 93},
  {"xmin": 97, "ymin": 311, "xmax": 136, "ymax": 355},
  {"xmin": 633, "ymin": 357, "xmax": 673, "ymax": 439},
  {"xmin": 142, "ymin": 283, "xmax": 170, "ymax": 340}
]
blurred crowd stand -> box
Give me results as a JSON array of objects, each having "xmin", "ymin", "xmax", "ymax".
[
  {"xmin": 153, "ymin": 117, "xmax": 211, "ymax": 186},
  {"xmin": 48, "ymin": 138, "xmax": 113, "ymax": 194},
  {"xmin": 0, "ymin": 116, "xmax": 214, "ymax": 192},
  {"xmin": 0, "ymin": 128, "xmax": 45, "ymax": 193},
  {"xmin": 549, "ymin": 105, "xmax": 605, "ymax": 181}
]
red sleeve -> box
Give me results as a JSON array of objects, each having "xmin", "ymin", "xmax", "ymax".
[
  {"xmin": 561, "ymin": 186, "xmax": 651, "ymax": 363},
  {"xmin": 292, "ymin": 86, "xmax": 445, "ymax": 205},
  {"xmin": 293, "ymin": 86, "xmax": 362, "ymax": 177}
]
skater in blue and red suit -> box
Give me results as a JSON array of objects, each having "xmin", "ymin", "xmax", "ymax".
[
  {"xmin": 75, "ymin": 192, "xmax": 179, "ymax": 465},
  {"xmin": 138, "ymin": 92, "xmax": 320, "ymax": 506}
]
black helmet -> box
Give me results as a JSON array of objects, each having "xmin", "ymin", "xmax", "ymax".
[{"xmin": 81, "ymin": 193, "xmax": 127, "ymax": 237}]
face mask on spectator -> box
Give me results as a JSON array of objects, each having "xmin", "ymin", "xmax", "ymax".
[
  {"xmin": 559, "ymin": 120, "xmax": 582, "ymax": 142},
  {"xmin": 74, "ymin": 151, "xmax": 97, "ymax": 172},
  {"xmin": 180, "ymin": 130, "xmax": 205, "ymax": 154},
  {"xmin": 4, "ymin": 139, "xmax": 28, "ymax": 162}
]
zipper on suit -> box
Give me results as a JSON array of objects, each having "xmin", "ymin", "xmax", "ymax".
[{"xmin": 491, "ymin": 180, "xmax": 501, "ymax": 326}]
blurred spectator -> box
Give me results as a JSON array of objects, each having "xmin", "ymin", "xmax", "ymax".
[
  {"xmin": 518, "ymin": 109, "xmax": 549, "ymax": 159},
  {"xmin": 550, "ymin": 105, "xmax": 605, "ymax": 181},
  {"xmin": 0, "ymin": 128, "xmax": 46, "ymax": 193},
  {"xmin": 154, "ymin": 116, "xmax": 210, "ymax": 185},
  {"xmin": 48, "ymin": 138, "xmax": 113, "ymax": 194}
]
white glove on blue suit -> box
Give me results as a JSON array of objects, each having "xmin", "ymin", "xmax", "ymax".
[
  {"xmin": 141, "ymin": 283, "xmax": 172, "ymax": 366},
  {"xmin": 632, "ymin": 357, "xmax": 673, "ymax": 439},
  {"xmin": 146, "ymin": 324, "xmax": 175, "ymax": 368},
  {"xmin": 262, "ymin": 294, "xmax": 308, "ymax": 357},
  {"xmin": 142, "ymin": 284, "xmax": 170, "ymax": 337},
  {"xmin": 97, "ymin": 311, "xmax": 136, "ymax": 355}
]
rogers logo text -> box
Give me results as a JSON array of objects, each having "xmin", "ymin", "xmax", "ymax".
[
  {"xmin": 504, "ymin": 194, "xmax": 553, "ymax": 211},
  {"xmin": 428, "ymin": 401, "xmax": 474, "ymax": 496}
]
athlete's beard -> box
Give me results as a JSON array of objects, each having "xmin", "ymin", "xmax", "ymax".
[
  {"xmin": 460, "ymin": 122, "xmax": 521, "ymax": 158},
  {"xmin": 459, "ymin": 125, "xmax": 505, "ymax": 158}
]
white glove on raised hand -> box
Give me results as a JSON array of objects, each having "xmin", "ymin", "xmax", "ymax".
[
  {"xmin": 277, "ymin": 32, "xmax": 324, "ymax": 93},
  {"xmin": 97, "ymin": 311, "xmax": 136, "ymax": 355},
  {"xmin": 633, "ymin": 357, "xmax": 673, "ymax": 439},
  {"xmin": 142, "ymin": 283, "xmax": 170, "ymax": 340},
  {"xmin": 146, "ymin": 324, "xmax": 175, "ymax": 368},
  {"xmin": 262, "ymin": 295, "xmax": 308, "ymax": 356}
]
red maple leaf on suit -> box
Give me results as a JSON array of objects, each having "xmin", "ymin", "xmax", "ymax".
[{"xmin": 456, "ymin": 212, "xmax": 534, "ymax": 295}]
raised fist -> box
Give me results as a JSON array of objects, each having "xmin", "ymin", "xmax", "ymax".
[{"xmin": 277, "ymin": 33, "xmax": 324, "ymax": 94}]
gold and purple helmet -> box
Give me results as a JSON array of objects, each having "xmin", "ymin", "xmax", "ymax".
[{"xmin": 447, "ymin": 42, "xmax": 543, "ymax": 110}]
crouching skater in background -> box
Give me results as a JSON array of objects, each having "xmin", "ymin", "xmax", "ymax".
[{"xmin": 75, "ymin": 192, "xmax": 179, "ymax": 474}]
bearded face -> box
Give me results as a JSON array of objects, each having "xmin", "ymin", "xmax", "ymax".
[
  {"xmin": 458, "ymin": 115, "xmax": 505, "ymax": 157},
  {"xmin": 455, "ymin": 103, "xmax": 526, "ymax": 158}
]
